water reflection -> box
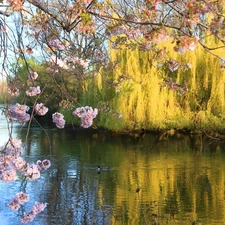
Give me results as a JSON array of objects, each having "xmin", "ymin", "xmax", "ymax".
[{"xmin": 1, "ymin": 123, "xmax": 225, "ymax": 224}]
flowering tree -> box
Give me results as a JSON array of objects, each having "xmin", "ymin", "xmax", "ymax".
[
  {"xmin": 2, "ymin": 0, "xmax": 225, "ymax": 116},
  {"xmin": 0, "ymin": 0, "xmax": 225, "ymax": 223}
]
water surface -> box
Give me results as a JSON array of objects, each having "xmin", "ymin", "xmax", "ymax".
[{"xmin": 1, "ymin": 117, "xmax": 225, "ymax": 224}]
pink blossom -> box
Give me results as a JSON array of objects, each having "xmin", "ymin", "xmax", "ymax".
[
  {"xmin": 0, "ymin": 168, "xmax": 18, "ymax": 182},
  {"xmin": 21, "ymin": 202, "xmax": 47, "ymax": 224},
  {"xmin": 76, "ymin": 21, "xmax": 95, "ymax": 34},
  {"xmin": 113, "ymin": 26, "xmax": 127, "ymax": 35},
  {"xmin": 125, "ymin": 27, "xmax": 141, "ymax": 39},
  {"xmin": 144, "ymin": 29, "xmax": 169, "ymax": 43},
  {"xmin": 210, "ymin": 17, "xmax": 225, "ymax": 38},
  {"xmin": 4, "ymin": 147, "xmax": 22, "ymax": 159},
  {"xmin": 35, "ymin": 103, "xmax": 48, "ymax": 116},
  {"xmin": 8, "ymin": 198, "xmax": 21, "ymax": 211},
  {"xmin": 1, "ymin": 138, "xmax": 23, "ymax": 159},
  {"xmin": 8, "ymin": 103, "xmax": 30, "ymax": 122},
  {"xmin": 28, "ymin": 72, "xmax": 38, "ymax": 81},
  {"xmin": 73, "ymin": 106, "xmax": 98, "ymax": 119},
  {"xmin": 112, "ymin": 26, "xmax": 142, "ymax": 40},
  {"xmin": 7, "ymin": 0, "xmax": 23, "ymax": 11},
  {"xmin": 8, "ymin": 86, "xmax": 19, "ymax": 96},
  {"xmin": 13, "ymin": 157, "xmax": 27, "ymax": 171},
  {"xmin": 174, "ymin": 36, "xmax": 199, "ymax": 54},
  {"xmin": 21, "ymin": 211, "xmax": 36, "ymax": 224},
  {"xmin": 7, "ymin": 138, "xmax": 22, "ymax": 151},
  {"xmin": 65, "ymin": 56, "xmax": 89, "ymax": 68},
  {"xmin": 52, "ymin": 112, "xmax": 66, "ymax": 129},
  {"xmin": 36, "ymin": 159, "xmax": 51, "ymax": 170},
  {"xmin": 81, "ymin": 117, "xmax": 94, "ymax": 128},
  {"xmin": 49, "ymin": 39, "xmax": 65, "ymax": 50},
  {"xmin": 24, "ymin": 163, "xmax": 40, "ymax": 180},
  {"xmin": 94, "ymin": 50, "xmax": 105, "ymax": 61},
  {"xmin": 15, "ymin": 192, "xmax": 30, "ymax": 204},
  {"xmin": 72, "ymin": 107, "xmax": 86, "ymax": 118},
  {"xmin": 26, "ymin": 86, "xmax": 41, "ymax": 96},
  {"xmin": 8, "ymin": 192, "xmax": 30, "ymax": 211},
  {"xmin": 50, "ymin": 55, "xmax": 68, "ymax": 69},
  {"xmin": 79, "ymin": 59, "xmax": 88, "ymax": 68},
  {"xmin": 188, "ymin": 41, "xmax": 198, "ymax": 51},
  {"xmin": 0, "ymin": 153, "xmax": 15, "ymax": 171},
  {"xmin": 72, "ymin": 106, "xmax": 98, "ymax": 128},
  {"xmin": 0, "ymin": 154, "xmax": 14, "ymax": 168},
  {"xmin": 0, "ymin": 160, "xmax": 7, "ymax": 172},
  {"xmin": 77, "ymin": 0, "xmax": 93, "ymax": 4},
  {"xmin": 32, "ymin": 202, "xmax": 47, "ymax": 214}
]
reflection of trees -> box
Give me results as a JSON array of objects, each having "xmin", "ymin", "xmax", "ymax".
[
  {"xmin": 13, "ymin": 127, "xmax": 225, "ymax": 224},
  {"xmin": 43, "ymin": 159, "xmax": 116, "ymax": 224}
]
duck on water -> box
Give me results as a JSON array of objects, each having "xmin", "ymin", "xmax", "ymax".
[{"xmin": 97, "ymin": 166, "xmax": 111, "ymax": 173}]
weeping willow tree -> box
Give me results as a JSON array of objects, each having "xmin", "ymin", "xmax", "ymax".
[
  {"xmin": 0, "ymin": 80, "xmax": 7, "ymax": 103},
  {"xmin": 77, "ymin": 35, "xmax": 225, "ymax": 132}
]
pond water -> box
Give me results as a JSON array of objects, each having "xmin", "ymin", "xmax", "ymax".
[{"xmin": 1, "ymin": 115, "xmax": 225, "ymax": 224}]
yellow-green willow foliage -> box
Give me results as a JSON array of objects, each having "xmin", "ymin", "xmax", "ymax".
[
  {"xmin": 81, "ymin": 36, "xmax": 225, "ymax": 131},
  {"xmin": 0, "ymin": 80, "xmax": 7, "ymax": 103},
  {"xmin": 108, "ymin": 46, "xmax": 186, "ymax": 130},
  {"xmin": 88, "ymin": 134, "xmax": 225, "ymax": 224}
]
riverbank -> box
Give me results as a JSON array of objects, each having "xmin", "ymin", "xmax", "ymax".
[{"xmin": 62, "ymin": 123, "xmax": 225, "ymax": 142}]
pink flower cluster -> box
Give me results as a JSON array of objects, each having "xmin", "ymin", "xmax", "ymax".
[
  {"xmin": 8, "ymin": 103, "xmax": 30, "ymax": 122},
  {"xmin": 21, "ymin": 202, "xmax": 47, "ymax": 224},
  {"xmin": 113, "ymin": 26, "xmax": 141, "ymax": 40},
  {"xmin": 52, "ymin": 112, "xmax": 66, "ymax": 128},
  {"xmin": 125, "ymin": 28, "xmax": 142, "ymax": 40},
  {"xmin": 8, "ymin": 192, "xmax": 29, "ymax": 211},
  {"xmin": 65, "ymin": 56, "xmax": 89, "ymax": 68},
  {"xmin": 26, "ymin": 86, "xmax": 41, "ymax": 96},
  {"xmin": 93, "ymin": 50, "xmax": 105, "ymax": 61},
  {"xmin": 174, "ymin": 35, "xmax": 199, "ymax": 54},
  {"xmin": 49, "ymin": 39, "xmax": 65, "ymax": 50},
  {"xmin": 0, "ymin": 138, "xmax": 22, "ymax": 182},
  {"xmin": 77, "ymin": 0, "xmax": 93, "ymax": 4},
  {"xmin": 36, "ymin": 159, "xmax": 51, "ymax": 170},
  {"xmin": 50, "ymin": 55, "xmax": 69, "ymax": 69},
  {"xmin": 5, "ymin": 138, "xmax": 22, "ymax": 155},
  {"xmin": 144, "ymin": 29, "xmax": 169, "ymax": 44},
  {"xmin": 210, "ymin": 17, "xmax": 225, "ymax": 38},
  {"xmin": 8, "ymin": 86, "xmax": 20, "ymax": 96},
  {"xmin": 49, "ymin": 55, "xmax": 89, "ymax": 70},
  {"xmin": 0, "ymin": 137, "xmax": 50, "ymax": 222},
  {"xmin": 0, "ymin": 138, "xmax": 51, "ymax": 182},
  {"xmin": 73, "ymin": 106, "xmax": 98, "ymax": 128},
  {"xmin": 76, "ymin": 21, "xmax": 96, "ymax": 34},
  {"xmin": 28, "ymin": 72, "xmax": 38, "ymax": 81},
  {"xmin": 24, "ymin": 163, "xmax": 41, "ymax": 181},
  {"xmin": 34, "ymin": 103, "xmax": 48, "ymax": 116},
  {"xmin": 7, "ymin": 0, "xmax": 23, "ymax": 11},
  {"xmin": 0, "ymin": 167, "xmax": 18, "ymax": 182}
]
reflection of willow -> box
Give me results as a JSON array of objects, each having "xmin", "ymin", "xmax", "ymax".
[{"xmin": 95, "ymin": 135, "xmax": 225, "ymax": 224}]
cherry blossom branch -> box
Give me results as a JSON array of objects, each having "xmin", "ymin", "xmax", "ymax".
[{"xmin": 26, "ymin": 0, "xmax": 67, "ymax": 30}]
